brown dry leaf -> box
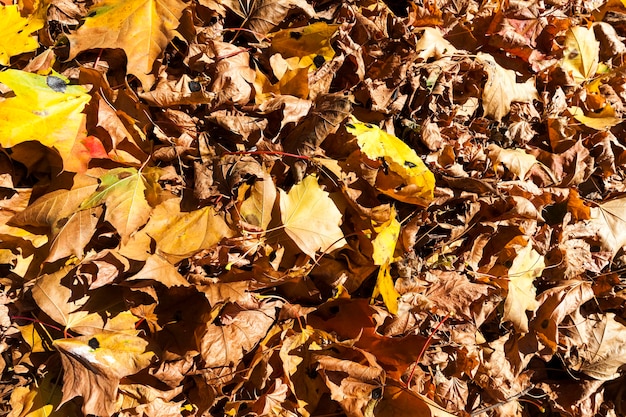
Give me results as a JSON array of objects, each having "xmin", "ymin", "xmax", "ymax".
[
  {"xmin": 374, "ymin": 383, "xmax": 457, "ymax": 417},
  {"xmin": 314, "ymin": 346, "xmax": 385, "ymax": 417},
  {"xmin": 54, "ymin": 333, "xmax": 155, "ymax": 416},
  {"xmin": 565, "ymin": 312, "xmax": 626, "ymax": 380},
  {"xmin": 532, "ymin": 281, "xmax": 594, "ymax": 354},
  {"xmin": 423, "ymin": 271, "xmax": 492, "ymax": 319},
  {"xmin": 477, "ymin": 53, "xmax": 539, "ymax": 121},
  {"xmin": 31, "ymin": 266, "xmax": 138, "ymax": 335},
  {"xmin": 279, "ymin": 175, "xmax": 346, "ymax": 258},
  {"xmin": 67, "ymin": 0, "xmax": 188, "ymax": 90},
  {"xmin": 195, "ymin": 300, "xmax": 279, "ymax": 369},
  {"xmin": 221, "ymin": 0, "xmax": 316, "ymax": 40}
]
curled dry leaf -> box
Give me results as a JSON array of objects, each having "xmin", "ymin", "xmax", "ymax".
[{"xmin": 54, "ymin": 333, "xmax": 155, "ymax": 416}]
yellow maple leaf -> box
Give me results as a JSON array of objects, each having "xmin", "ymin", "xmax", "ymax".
[
  {"xmin": 269, "ymin": 22, "xmax": 339, "ymax": 70},
  {"xmin": 560, "ymin": 26, "xmax": 599, "ymax": 84},
  {"xmin": 0, "ymin": 5, "xmax": 43, "ymax": 65},
  {"xmin": 279, "ymin": 175, "xmax": 347, "ymax": 258},
  {"xmin": 66, "ymin": 0, "xmax": 188, "ymax": 90},
  {"xmin": 346, "ymin": 116, "xmax": 435, "ymax": 205},
  {"xmin": 0, "ymin": 69, "xmax": 91, "ymax": 172},
  {"xmin": 371, "ymin": 208, "xmax": 401, "ymax": 314},
  {"xmin": 503, "ymin": 242, "xmax": 544, "ymax": 333}
]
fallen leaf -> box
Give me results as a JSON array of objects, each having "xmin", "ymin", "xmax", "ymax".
[
  {"xmin": 561, "ymin": 26, "xmax": 599, "ymax": 84},
  {"xmin": 371, "ymin": 208, "xmax": 401, "ymax": 314},
  {"xmin": 0, "ymin": 70, "xmax": 91, "ymax": 172},
  {"xmin": 478, "ymin": 53, "xmax": 539, "ymax": 121},
  {"xmin": 486, "ymin": 143, "xmax": 542, "ymax": 180},
  {"xmin": 346, "ymin": 117, "xmax": 435, "ymax": 205},
  {"xmin": 54, "ymin": 333, "xmax": 155, "ymax": 416},
  {"xmin": 67, "ymin": 0, "xmax": 188, "ymax": 90},
  {"xmin": 279, "ymin": 175, "xmax": 347, "ymax": 258},
  {"xmin": 502, "ymin": 241, "xmax": 545, "ymax": 333},
  {"xmin": 566, "ymin": 312, "xmax": 626, "ymax": 380},
  {"xmin": 80, "ymin": 167, "xmax": 162, "ymax": 244},
  {"xmin": 0, "ymin": 5, "xmax": 44, "ymax": 65},
  {"xmin": 269, "ymin": 22, "xmax": 339, "ymax": 69},
  {"xmin": 569, "ymin": 105, "xmax": 621, "ymax": 130}
]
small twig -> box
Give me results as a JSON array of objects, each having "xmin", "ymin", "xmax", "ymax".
[{"xmin": 405, "ymin": 311, "xmax": 452, "ymax": 389}]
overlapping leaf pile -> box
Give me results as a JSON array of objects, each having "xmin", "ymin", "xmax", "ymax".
[{"xmin": 2, "ymin": 0, "xmax": 626, "ymax": 416}]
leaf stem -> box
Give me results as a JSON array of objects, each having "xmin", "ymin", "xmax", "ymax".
[{"xmin": 405, "ymin": 311, "xmax": 451, "ymax": 389}]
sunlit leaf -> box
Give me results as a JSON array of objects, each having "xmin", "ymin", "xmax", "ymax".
[
  {"xmin": 80, "ymin": 167, "xmax": 162, "ymax": 244},
  {"xmin": 0, "ymin": 5, "xmax": 43, "ymax": 65},
  {"xmin": 0, "ymin": 70, "xmax": 91, "ymax": 172},
  {"xmin": 561, "ymin": 26, "xmax": 599, "ymax": 84},
  {"xmin": 346, "ymin": 116, "xmax": 435, "ymax": 205},
  {"xmin": 270, "ymin": 22, "xmax": 339, "ymax": 69},
  {"xmin": 67, "ymin": 0, "xmax": 188, "ymax": 89},
  {"xmin": 54, "ymin": 333, "xmax": 155, "ymax": 416},
  {"xmin": 279, "ymin": 175, "xmax": 346, "ymax": 258}
]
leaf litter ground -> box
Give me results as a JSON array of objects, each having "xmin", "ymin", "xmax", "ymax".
[{"xmin": 2, "ymin": 0, "xmax": 626, "ymax": 416}]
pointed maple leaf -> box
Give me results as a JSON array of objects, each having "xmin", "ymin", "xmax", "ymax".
[
  {"xmin": 67, "ymin": 0, "xmax": 188, "ymax": 90},
  {"xmin": 477, "ymin": 53, "xmax": 539, "ymax": 121},
  {"xmin": 279, "ymin": 175, "xmax": 346, "ymax": 258},
  {"xmin": 0, "ymin": 5, "xmax": 44, "ymax": 65},
  {"xmin": 80, "ymin": 167, "xmax": 162, "ymax": 244},
  {"xmin": 0, "ymin": 70, "xmax": 91, "ymax": 172},
  {"xmin": 502, "ymin": 242, "xmax": 545, "ymax": 333}
]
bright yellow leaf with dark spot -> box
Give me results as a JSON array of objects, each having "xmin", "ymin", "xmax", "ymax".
[
  {"xmin": 0, "ymin": 5, "xmax": 43, "ymax": 65},
  {"xmin": 0, "ymin": 69, "xmax": 91, "ymax": 172},
  {"xmin": 346, "ymin": 116, "xmax": 435, "ymax": 205},
  {"xmin": 270, "ymin": 22, "xmax": 339, "ymax": 69},
  {"xmin": 54, "ymin": 333, "xmax": 155, "ymax": 416},
  {"xmin": 66, "ymin": 0, "xmax": 188, "ymax": 90}
]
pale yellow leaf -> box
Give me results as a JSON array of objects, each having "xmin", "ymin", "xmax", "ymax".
[
  {"xmin": 478, "ymin": 53, "xmax": 539, "ymax": 121},
  {"xmin": 279, "ymin": 175, "xmax": 346, "ymax": 258},
  {"xmin": 503, "ymin": 242, "xmax": 544, "ymax": 333},
  {"xmin": 561, "ymin": 26, "xmax": 599, "ymax": 84}
]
